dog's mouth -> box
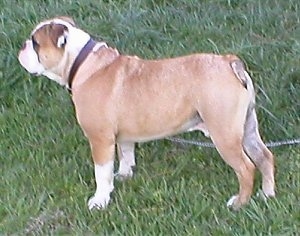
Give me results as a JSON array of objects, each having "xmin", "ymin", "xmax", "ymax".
[{"xmin": 18, "ymin": 40, "xmax": 46, "ymax": 76}]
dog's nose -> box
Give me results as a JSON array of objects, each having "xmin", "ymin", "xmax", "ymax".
[{"xmin": 21, "ymin": 42, "xmax": 27, "ymax": 50}]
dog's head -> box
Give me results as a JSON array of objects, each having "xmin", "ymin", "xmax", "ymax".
[{"xmin": 18, "ymin": 17, "xmax": 91, "ymax": 85}]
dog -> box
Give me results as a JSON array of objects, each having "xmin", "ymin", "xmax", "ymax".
[{"xmin": 18, "ymin": 16, "xmax": 275, "ymax": 210}]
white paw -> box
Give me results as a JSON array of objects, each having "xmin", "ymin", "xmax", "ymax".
[
  {"xmin": 263, "ymin": 188, "xmax": 275, "ymax": 198},
  {"xmin": 115, "ymin": 169, "xmax": 133, "ymax": 181},
  {"xmin": 257, "ymin": 189, "xmax": 275, "ymax": 201},
  {"xmin": 256, "ymin": 190, "xmax": 267, "ymax": 202},
  {"xmin": 88, "ymin": 193, "xmax": 111, "ymax": 210},
  {"xmin": 226, "ymin": 195, "xmax": 238, "ymax": 208}
]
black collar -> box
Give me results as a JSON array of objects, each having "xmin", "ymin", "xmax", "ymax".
[{"xmin": 67, "ymin": 38, "xmax": 97, "ymax": 92}]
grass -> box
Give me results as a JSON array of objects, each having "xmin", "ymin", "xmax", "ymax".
[{"xmin": 0, "ymin": 0, "xmax": 299, "ymax": 234}]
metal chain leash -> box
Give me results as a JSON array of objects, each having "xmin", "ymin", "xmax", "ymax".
[{"xmin": 166, "ymin": 137, "xmax": 300, "ymax": 148}]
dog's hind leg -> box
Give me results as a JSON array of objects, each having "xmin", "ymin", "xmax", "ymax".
[
  {"xmin": 116, "ymin": 142, "xmax": 136, "ymax": 180},
  {"xmin": 243, "ymin": 109, "xmax": 275, "ymax": 198},
  {"xmin": 231, "ymin": 59, "xmax": 275, "ymax": 198},
  {"xmin": 199, "ymin": 93, "xmax": 256, "ymax": 209},
  {"xmin": 209, "ymin": 127, "xmax": 256, "ymax": 210}
]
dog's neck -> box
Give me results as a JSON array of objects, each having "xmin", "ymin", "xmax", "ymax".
[
  {"xmin": 67, "ymin": 39, "xmax": 97, "ymax": 91},
  {"xmin": 66, "ymin": 39, "xmax": 109, "ymax": 92},
  {"xmin": 70, "ymin": 45, "xmax": 120, "ymax": 94}
]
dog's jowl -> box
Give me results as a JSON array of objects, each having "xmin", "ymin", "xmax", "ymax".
[{"xmin": 18, "ymin": 17, "xmax": 275, "ymax": 210}]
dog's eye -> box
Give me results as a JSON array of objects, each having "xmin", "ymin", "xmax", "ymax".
[{"xmin": 31, "ymin": 36, "xmax": 40, "ymax": 51}]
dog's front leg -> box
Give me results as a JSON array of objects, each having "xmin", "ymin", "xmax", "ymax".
[
  {"xmin": 87, "ymin": 138, "xmax": 115, "ymax": 210},
  {"xmin": 116, "ymin": 142, "xmax": 136, "ymax": 180}
]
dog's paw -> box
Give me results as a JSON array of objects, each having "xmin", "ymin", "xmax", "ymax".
[
  {"xmin": 88, "ymin": 194, "xmax": 110, "ymax": 210},
  {"xmin": 116, "ymin": 165, "xmax": 136, "ymax": 181},
  {"xmin": 115, "ymin": 169, "xmax": 134, "ymax": 181},
  {"xmin": 226, "ymin": 195, "xmax": 238, "ymax": 207},
  {"xmin": 262, "ymin": 188, "xmax": 275, "ymax": 198},
  {"xmin": 256, "ymin": 189, "xmax": 275, "ymax": 202},
  {"xmin": 226, "ymin": 195, "xmax": 239, "ymax": 210}
]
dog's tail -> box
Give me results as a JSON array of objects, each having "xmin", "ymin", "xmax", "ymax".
[{"xmin": 230, "ymin": 59, "xmax": 255, "ymax": 109}]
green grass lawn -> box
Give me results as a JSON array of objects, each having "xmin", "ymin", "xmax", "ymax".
[{"xmin": 1, "ymin": 0, "xmax": 299, "ymax": 234}]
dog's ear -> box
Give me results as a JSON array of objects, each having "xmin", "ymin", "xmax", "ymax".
[
  {"xmin": 57, "ymin": 16, "xmax": 76, "ymax": 26},
  {"xmin": 49, "ymin": 23, "xmax": 69, "ymax": 48}
]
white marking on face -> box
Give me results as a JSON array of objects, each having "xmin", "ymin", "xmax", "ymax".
[
  {"xmin": 18, "ymin": 40, "xmax": 45, "ymax": 75},
  {"xmin": 31, "ymin": 19, "xmax": 73, "ymax": 36},
  {"xmin": 33, "ymin": 18, "xmax": 91, "ymax": 55},
  {"xmin": 19, "ymin": 18, "xmax": 92, "ymax": 86},
  {"xmin": 88, "ymin": 160, "xmax": 114, "ymax": 210}
]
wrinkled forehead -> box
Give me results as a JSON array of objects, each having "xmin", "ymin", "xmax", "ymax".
[{"xmin": 31, "ymin": 18, "xmax": 72, "ymax": 36}]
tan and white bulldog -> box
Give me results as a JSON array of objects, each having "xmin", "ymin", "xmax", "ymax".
[{"xmin": 18, "ymin": 17, "xmax": 275, "ymax": 210}]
